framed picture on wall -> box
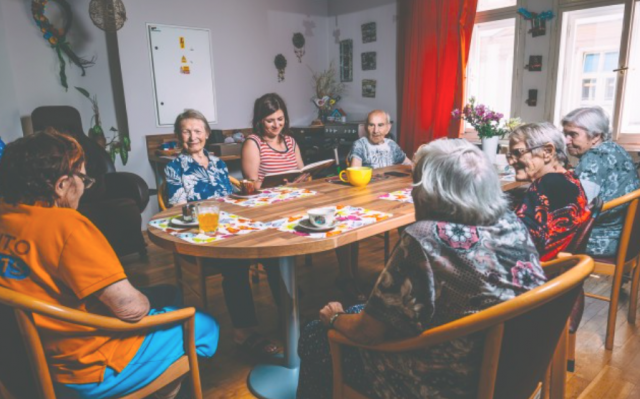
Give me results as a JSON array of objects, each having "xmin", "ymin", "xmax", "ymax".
[
  {"xmin": 340, "ymin": 39, "xmax": 353, "ymax": 82},
  {"xmin": 362, "ymin": 79, "xmax": 377, "ymax": 98},
  {"xmin": 361, "ymin": 52, "xmax": 376, "ymax": 71},
  {"xmin": 361, "ymin": 22, "xmax": 376, "ymax": 43}
]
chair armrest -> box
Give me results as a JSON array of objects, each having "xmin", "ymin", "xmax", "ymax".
[{"xmin": 104, "ymin": 172, "xmax": 150, "ymax": 212}]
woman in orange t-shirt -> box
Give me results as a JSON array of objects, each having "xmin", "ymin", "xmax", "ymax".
[{"xmin": 0, "ymin": 129, "xmax": 218, "ymax": 399}]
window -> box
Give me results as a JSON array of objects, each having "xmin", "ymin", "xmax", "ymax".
[
  {"xmin": 620, "ymin": 3, "xmax": 640, "ymax": 134},
  {"xmin": 552, "ymin": 1, "xmax": 640, "ymax": 139},
  {"xmin": 477, "ymin": 0, "xmax": 517, "ymax": 12},
  {"xmin": 554, "ymin": 4, "xmax": 624, "ymax": 124},
  {"xmin": 467, "ymin": 0, "xmax": 520, "ymax": 129}
]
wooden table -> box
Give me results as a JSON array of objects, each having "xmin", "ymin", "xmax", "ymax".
[{"xmin": 147, "ymin": 165, "xmax": 524, "ymax": 399}]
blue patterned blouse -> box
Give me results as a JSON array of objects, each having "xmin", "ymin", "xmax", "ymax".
[
  {"xmin": 574, "ymin": 141, "xmax": 640, "ymax": 256},
  {"xmin": 164, "ymin": 150, "xmax": 233, "ymax": 206}
]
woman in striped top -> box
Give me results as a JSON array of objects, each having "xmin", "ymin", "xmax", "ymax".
[
  {"xmin": 242, "ymin": 93, "xmax": 366, "ymax": 301},
  {"xmin": 242, "ymin": 93, "xmax": 309, "ymax": 189}
]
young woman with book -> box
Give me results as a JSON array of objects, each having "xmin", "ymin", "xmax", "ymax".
[{"xmin": 242, "ymin": 93, "xmax": 366, "ymax": 301}]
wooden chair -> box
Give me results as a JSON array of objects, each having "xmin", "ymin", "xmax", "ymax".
[
  {"xmin": 583, "ymin": 189, "xmax": 640, "ymax": 350},
  {"xmin": 328, "ymin": 255, "xmax": 594, "ymax": 399},
  {"xmin": 556, "ymin": 196, "xmax": 603, "ymax": 371},
  {"xmin": 0, "ymin": 286, "xmax": 203, "ymax": 399}
]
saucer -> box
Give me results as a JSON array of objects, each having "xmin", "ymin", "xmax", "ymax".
[
  {"xmin": 169, "ymin": 216, "xmax": 199, "ymax": 227},
  {"xmin": 295, "ymin": 218, "xmax": 337, "ymax": 233},
  {"xmin": 230, "ymin": 190, "xmax": 264, "ymax": 199}
]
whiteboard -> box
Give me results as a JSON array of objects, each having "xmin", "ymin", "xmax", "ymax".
[{"xmin": 147, "ymin": 24, "xmax": 217, "ymax": 126}]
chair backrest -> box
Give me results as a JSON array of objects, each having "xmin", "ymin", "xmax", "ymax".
[
  {"xmin": 565, "ymin": 196, "xmax": 604, "ymax": 254},
  {"xmin": 0, "ymin": 303, "xmax": 41, "ymax": 398},
  {"xmin": 600, "ymin": 189, "xmax": 640, "ymax": 263},
  {"xmin": 329, "ymin": 255, "xmax": 594, "ymax": 399}
]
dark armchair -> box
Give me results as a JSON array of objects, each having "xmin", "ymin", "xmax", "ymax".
[{"xmin": 31, "ymin": 106, "xmax": 149, "ymax": 257}]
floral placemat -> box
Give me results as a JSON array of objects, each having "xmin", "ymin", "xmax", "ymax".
[
  {"xmin": 268, "ymin": 205, "xmax": 392, "ymax": 238},
  {"xmin": 217, "ymin": 187, "xmax": 317, "ymax": 207},
  {"xmin": 148, "ymin": 212, "xmax": 266, "ymax": 244},
  {"xmin": 379, "ymin": 188, "xmax": 413, "ymax": 204}
]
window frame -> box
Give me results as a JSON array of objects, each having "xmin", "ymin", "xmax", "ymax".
[
  {"xmin": 463, "ymin": 0, "xmax": 525, "ymax": 138},
  {"xmin": 546, "ymin": 0, "xmax": 639, "ymax": 143}
]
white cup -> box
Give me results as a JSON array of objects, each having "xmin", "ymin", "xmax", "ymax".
[{"xmin": 308, "ymin": 207, "xmax": 337, "ymax": 228}]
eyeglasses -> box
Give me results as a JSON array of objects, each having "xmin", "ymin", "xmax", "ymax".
[
  {"xmin": 506, "ymin": 144, "xmax": 547, "ymax": 161},
  {"xmin": 73, "ymin": 172, "xmax": 96, "ymax": 189}
]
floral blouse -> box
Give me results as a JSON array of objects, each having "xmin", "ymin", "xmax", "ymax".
[
  {"xmin": 362, "ymin": 211, "xmax": 545, "ymax": 399},
  {"xmin": 515, "ymin": 172, "xmax": 591, "ymax": 261},
  {"xmin": 575, "ymin": 141, "xmax": 640, "ymax": 257},
  {"xmin": 164, "ymin": 150, "xmax": 233, "ymax": 205}
]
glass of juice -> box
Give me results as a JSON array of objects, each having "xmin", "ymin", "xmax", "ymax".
[{"xmin": 196, "ymin": 202, "xmax": 220, "ymax": 234}]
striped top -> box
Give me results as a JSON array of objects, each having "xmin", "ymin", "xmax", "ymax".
[{"xmin": 246, "ymin": 134, "xmax": 299, "ymax": 180}]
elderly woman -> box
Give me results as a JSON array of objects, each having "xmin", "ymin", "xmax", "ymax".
[
  {"xmin": 562, "ymin": 106, "xmax": 640, "ymax": 257},
  {"xmin": 0, "ymin": 130, "xmax": 218, "ymax": 399},
  {"xmin": 165, "ymin": 109, "xmax": 281, "ymax": 359},
  {"xmin": 508, "ymin": 122, "xmax": 591, "ymax": 261},
  {"xmin": 296, "ymin": 138, "xmax": 546, "ymax": 399}
]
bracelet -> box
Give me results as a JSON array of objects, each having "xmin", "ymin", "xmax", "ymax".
[{"xmin": 329, "ymin": 312, "xmax": 345, "ymax": 329}]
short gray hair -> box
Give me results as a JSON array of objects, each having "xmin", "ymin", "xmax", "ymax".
[
  {"xmin": 509, "ymin": 122, "xmax": 568, "ymax": 165},
  {"xmin": 412, "ymin": 138, "xmax": 508, "ymax": 225},
  {"xmin": 561, "ymin": 106, "xmax": 611, "ymax": 141},
  {"xmin": 173, "ymin": 109, "xmax": 211, "ymax": 137},
  {"xmin": 367, "ymin": 109, "xmax": 391, "ymax": 125}
]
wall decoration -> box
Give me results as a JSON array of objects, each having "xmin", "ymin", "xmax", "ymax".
[
  {"xmin": 89, "ymin": 0, "xmax": 127, "ymax": 32},
  {"xmin": 525, "ymin": 55, "xmax": 543, "ymax": 71},
  {"xmin": 361, "ymin": 52, "xmax": 377, "ymax": 71},
  {"xmin": 75, "ymin": 87, "xmax": 131, "ymax": 165},
  {"xmin": 517, "ymin": 8, "xmax": 555, "ymax": 37},
  {"xmin": 275, "ymin": 54, "xmax": 287, "ymax": 82},
  {"xmin": 31, "ymin": 0, "xmax": 95, "ymax": 90},
  {"xmin": 361, "ymin": 22, "xmax": 376, "ymax": 43},
  {"xmin": 525, "ymin": 89, "xmax": 538, "ymax": 106},
  {"xmin": 292, "ymin": 32, "xmax": 305, "ymax": 63},
  {"xmin": 362, "ymin": 79, "xmax": 377, "ymax": 98},
  {"xmin": 339, "ymin": 39, "xmax": 353, "ymax": 82}
]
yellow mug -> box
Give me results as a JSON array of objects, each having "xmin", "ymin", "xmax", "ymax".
[{"xmin": 339, "ymin": 167, "xmax": 372, "ymax": 187}]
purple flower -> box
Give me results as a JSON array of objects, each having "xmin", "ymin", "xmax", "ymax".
[
  {"xmin": 476, "ymin": 104, "xmax": 486, "ymax": 117},
  {"xmin": 452, "ymin": 109, "xmax": 461, "ymax": 118},
  {"xmin": 496, "ymin": 112, "xmax": 504, "ymax": 120}
]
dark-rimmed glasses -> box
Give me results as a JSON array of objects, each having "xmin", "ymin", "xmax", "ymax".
[
  {"xmin": 73, "ymin": 172, "xmax": 96, "ymax": 189},
  {"xmin": 506, "ymin": 144, "xmax": 546, "ymax": 161}
]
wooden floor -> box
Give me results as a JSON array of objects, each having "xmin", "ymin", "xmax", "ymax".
[{"xmin": 122, "ymin": 231, "xmax": 640, "ymax": 399}]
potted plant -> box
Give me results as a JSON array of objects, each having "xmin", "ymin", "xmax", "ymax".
[
  {"xmin": 309, "ymin": 61, "xmax": 346, "ymax": 124},
  {"xmin": 452, "ymin": 98, "xmax": 514, "ymax": 163},
  {"xmin": 76, "ymin": 87, "xmax": 131, "ymax": 165}
]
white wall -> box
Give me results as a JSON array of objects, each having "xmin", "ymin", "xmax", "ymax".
[
  {"xmin": 328, "ymin": 0, "xmax": 397, "ymax": 126},
  {"xmin": 0, "ymin": 0, "xmax": 118, "ymax": 143},
  {"xmin": 518, "ymin": 0, "xmax": 555, "ymax": 124},
  {"xmin": 0, "ymin": 2, "xmax": 20, "ymax": 143},
  {"xmin": 117, "ymin": 0, "xmax": 330, "ymax": 221}
]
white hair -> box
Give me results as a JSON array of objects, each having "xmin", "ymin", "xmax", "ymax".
[
  {"xmin": 412, "ymin": 138, "xmax": 508, "ymax": 225},
  {"xmin": 561, "ymin": 106, "xmax": 612, "ymax": 142},
  {"xmin": 509, "ymin": 122, "xmax": 569, "ymax": 165},
  {"xmin": 367, "ymin": 109, "xmax": 391, "ymax": 124}
]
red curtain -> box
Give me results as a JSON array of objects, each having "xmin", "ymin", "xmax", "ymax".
[{"xmin": 397, "ymin": 0, "xmax": 478, "ymax": 156}]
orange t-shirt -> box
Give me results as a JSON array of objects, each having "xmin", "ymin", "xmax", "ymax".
[{"xmin": 0, "ymin": 202, "xmax": 145, "ymax": 384}]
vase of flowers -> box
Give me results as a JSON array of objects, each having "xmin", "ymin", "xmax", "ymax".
[
  {"xmin": 310, "ymin": 61, "xmax": 345, "ymax": 124},
  {"xmin": 452, "ymin": 97, "xmax": 510, "ymax": 164}
]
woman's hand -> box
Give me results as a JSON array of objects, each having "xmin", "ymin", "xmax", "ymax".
[
  {"xmin": 291, "ymin": 173, "xmax": 311, "ymax": 184},
  {"xmin": 319, "ymin": 302, "xmax": 345, "ymax": 327}
]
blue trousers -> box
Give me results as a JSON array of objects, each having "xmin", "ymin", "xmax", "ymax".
[{"xmin": 55, "ymin": 285, "xmax": 219, "ymax": 399}]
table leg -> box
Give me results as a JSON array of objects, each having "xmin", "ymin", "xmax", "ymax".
[{"xmin": 247, "ymin": 256, "xmax": 300, "ymax": 399}]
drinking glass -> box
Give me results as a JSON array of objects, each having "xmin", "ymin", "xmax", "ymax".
[{"xmin": 196, "ymin": 203, "xmax": 220, "ymax": 234}]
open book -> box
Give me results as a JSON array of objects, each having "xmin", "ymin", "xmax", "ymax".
[{"xmin": 261, "ymin": 159, "xmax": 335, "ymax": 188}]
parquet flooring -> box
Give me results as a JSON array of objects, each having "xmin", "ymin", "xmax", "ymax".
[{"xmin": 121, "ymin": 231, "xmax": 640, "ymax": 399}]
